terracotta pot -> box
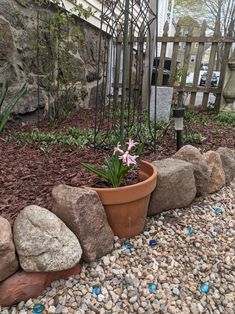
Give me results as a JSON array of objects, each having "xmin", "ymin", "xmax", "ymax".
[{"xmin": 92, "ymin": 160, "xmax": 157, "ymax": 238}]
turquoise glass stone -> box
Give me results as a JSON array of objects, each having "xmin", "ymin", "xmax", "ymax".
[
  {"xmin": 148, "ymin": 283, "xmax": 158, "ymax": 292},
  {"xmin": 92, "ymin": 286, "xmax": 102, "ymax": 295},
  {"xmin": 33, "ymin": 304, "xmax": 45, "ymax": 314},
  {"xmin": 186, "ymin": 226, "xmax": 193, "ymax": 235},
  {"xmin": 200, "ymin": 283, "xmax": 209, "ymax": 293},
  {"xmin": 124, "ymin": 241, "xmax": 133, "ymax": 250},
  {"xmin": 214, "ymin": 207, "xmax": 222, "ymax": 215}
]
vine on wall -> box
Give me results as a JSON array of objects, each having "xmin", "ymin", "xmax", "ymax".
[{"xmin": 24, "ymin": 0, "xmax": 93, "ymax": 122}]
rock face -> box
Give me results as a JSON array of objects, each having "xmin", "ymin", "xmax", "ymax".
[
  {"xmin": 0, "ymin": 265, "xmax": 81, "ymax": 307},
  {"xmin": 0, "ymin": 217, "xmax": 18, "ymax": 282},
  {"xmin": 148, "ymin": 159, "xmax": 196, "ymax": 216},
  {"xmin": 217, "ymin": 147, "xmax": 235, "ymax": 184},
  {"xmin": 203, "ymin": 151, "xmax": 225, "ymax": 193},
  {"xmin": 13, "ymin": 205, "xmax": 82, "ymax": 272},
  {"xmin": 0, "ymin": 0, "xmax": 105, "ymax": 118},
  {"xmin": 173, "ymin": 145, "xmax": 210, "ymax": 196},
  {"xmin": 52, "ymin": 184, "xmax": 114, "ymax": 262}
]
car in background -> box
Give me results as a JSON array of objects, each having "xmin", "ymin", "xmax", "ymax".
[{"xmin": 200, "ymin": 72, "xmax": 218, "ymax": 87}]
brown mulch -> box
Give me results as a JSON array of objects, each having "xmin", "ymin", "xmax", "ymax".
[{"xmin": 0, "ymin": 109, "xmax": 234, "ymax": 224}]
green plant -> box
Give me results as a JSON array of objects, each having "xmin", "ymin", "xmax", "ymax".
[
  {"xmin": 0, "ymin": 79, "xmax": 28, "ymax": 132},
  {"xmin": 7, "ymin": 127, "xmax": 94, "ymax": 149},
  {"xmin": 215, "ymin": 112, "xmax": 235, "ymax": 127},
  {"xmin": 171, "ymin": 67, "xmax": 189, "ymax": 107},
  {"xmin": 39, "ymin": 143, "xmax": 52, "ymax": 154},
  {"xmin": 184, "ymin": 109, "xmax": 210, "ymax": 125},
  {"xmin": 81, "ymin": 140, "xmax": 142, "ymax": 188},
  {"xmin": 184, "ymin": 130, "xmax": 204, "ymax": 144}
]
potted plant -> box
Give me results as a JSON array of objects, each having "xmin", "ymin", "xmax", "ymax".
[{"xmin": 81, "ymin": 140, "xmax": 157, "ymax": 238}]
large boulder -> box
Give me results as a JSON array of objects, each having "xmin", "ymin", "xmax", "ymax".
[
  {"xmin": 52, "ymin": 184, "xmax": 114, "ymax": 262},
  {"xmin": 148, "ymin": 159, "xmax": 196, "ymax": 216},
  {"xmin": 0, "ymin": 217, "xmax": 18, "ymax": 282},
  {"xmin": 13, "ymin": 205, "xmax": 82, "ymax": 272},
  {"xmin": 217, "ymin": 147, "xmax": 235, "ymax": 184},
  {"xmin": 203, "ymin": 151, "xmax": 225, "ymax": 193},
  {"xmin": 172, "ymin": 145, "xmax": 210, "ymax": 196}
]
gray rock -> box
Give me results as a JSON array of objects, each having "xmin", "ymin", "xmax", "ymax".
[
  {"xmin": 0, "ymin": 16, "xmax": 14, "ymax": 67},
  {"xmin": 52, "ymin": 184, "xmax": 114, "ymax": 262},
  {"xmin": 148, "ymin": 159, "xmax": 196, "ymax": 216},
  {"xmin": 173, "ymin": 145, "xmax": 210, "ymax": 196},
  {"xmin": 217, "ymin": 147, "xmax": 235, "ymax": 184},
  {"xmin": 203, "ymin": 151, "xmax": 225, "ymax": 193},
  {"xmin": 7, "ymin": 85, "xmax": 47, "ymax": 115},
  {"xmin": 13, "ymin": 205, "xmax": 82, "ymax": 272},
  {"xmin": 0, "ymin": 217, "xmax": 18, "ymax": 282}
]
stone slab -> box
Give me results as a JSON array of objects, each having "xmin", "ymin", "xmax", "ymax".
[{"xmin": 150, "ymin": 86, "xmax": 173, "ymax": 123}]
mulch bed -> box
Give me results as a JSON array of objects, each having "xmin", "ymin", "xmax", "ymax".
[{"xmin": 0, "ymin": 109, "xmax": 234, "ymax": 224}]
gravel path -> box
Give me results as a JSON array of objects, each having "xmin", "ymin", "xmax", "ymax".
[{"xmin": 2, "ymin": 182, "xmax": 235, "ymax": 314}]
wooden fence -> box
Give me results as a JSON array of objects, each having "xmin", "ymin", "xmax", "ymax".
[{"xmin": 157, "ymin": 18, "xmax": 235, "ymax": 110}]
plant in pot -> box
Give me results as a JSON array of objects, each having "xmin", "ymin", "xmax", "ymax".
[{"xmin": 81, "ymin": 140, "xmax": 157, "ymax": 239}]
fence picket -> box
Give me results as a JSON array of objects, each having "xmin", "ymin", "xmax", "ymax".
[
  {"xmin": 169, "ymin": 22, "xmax": 181, "ymax": 87},
  {"xmin": 157, "ymin": 21, "xmax": 169, "ymax": 85},
  {"xmin": 190, "ymin": 20, "xmax": 207, "ymax": 108},
  {"xmin": 202, "ymin": 17, "xmax": 220, "ymax": 110}
]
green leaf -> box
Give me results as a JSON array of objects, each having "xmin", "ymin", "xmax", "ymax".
[
  {"xmin": 81, "ymin": 163, "xmax": 109, "ymax": 181},
  {"xmin": 0, "ymin": 79, "xmax": 9, "ymax": 107},
  {"xmin": 0, "ymin": 81, "xmax": 28, "ymax": 132}
]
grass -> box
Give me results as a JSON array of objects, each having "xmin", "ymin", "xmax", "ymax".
[{"xmin": 215, "ymin": 112, "xmax": 235, "ymax": 127}]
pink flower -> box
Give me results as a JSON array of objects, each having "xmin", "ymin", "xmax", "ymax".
[
  {"xmin": 113, "ymin": 143, "xmax": 124, "ymax": 155},
  {"xmin": 119, "ymin": 151, "xmax": 129, "ymax": 163},
  {"xmin": 119, "ymin": 151, "xmax": 138, "ymax": 166},
  {"xmin": 126, "ymin": 154, "xmax": 138, "ymax": 166},
  {"xmin": 126, "ymin": 139, "xmax": 138, "ymax": 151}
]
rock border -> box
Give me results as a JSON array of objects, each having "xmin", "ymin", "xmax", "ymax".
[{"xmin": 0, "ymin": 145, "xmax": 234, "ymax": 307}]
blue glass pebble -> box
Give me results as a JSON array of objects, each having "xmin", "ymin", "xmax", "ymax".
[
  {"xmin": 200, "ymin": 283, "xmax": 209, "ymax": 293},
  {"xmin": 149, "ymin": 239, "xmax": 157, "ymax": 247},
  {"xmin": 33, "ymin": 304, "xmax": 45, "ymax": 314},
  {"xmin": 186, "ymin": 226, "xmax": 193, "ymax": 235},
  {"xmin": 148, "ymin": 283, "xmax": 158, "ymax": 293},
  {"xmin": 214, "ymin": 207, "xmax": 222, "ymax": 215},
  {"xmin": 92, "ymin": 286, "xmax": 102, "ymax": 295},
  {"xmin": 124, "ymin": 241, "xmax": 133, "ymax": 250}
]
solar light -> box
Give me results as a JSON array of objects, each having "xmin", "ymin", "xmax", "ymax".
[{"xmin": 173, "ymin": 107, "xmax": 185, "ymax": 151}]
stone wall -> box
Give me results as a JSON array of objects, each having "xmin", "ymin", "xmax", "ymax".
[{"xmin": 0, "ymin": 0, "xmax": 104, "ymax": 118}]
